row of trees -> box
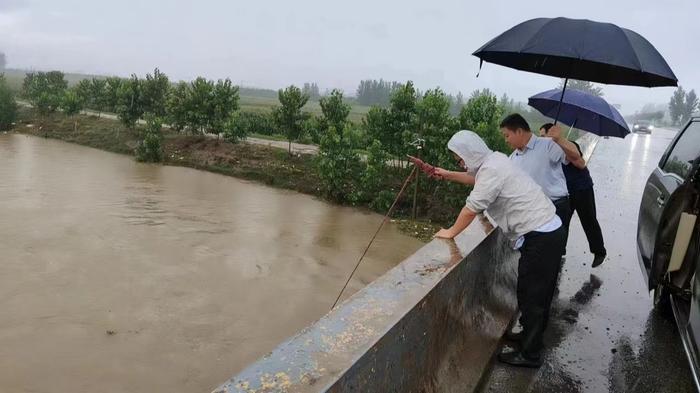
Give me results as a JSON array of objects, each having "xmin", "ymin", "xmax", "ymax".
[
  {"xmin": 356, "ymin": 79, "xmax": 403, "ymax": 106},
  {"xmin": 18, "ymin": 69, "xmax": 348, "ymax": 158},
  {"xmin": 669, "ymin": 86, "xmax": 698, "ymax": 126},
  {"xmin": 21, "ymin": 70, "xmax": 173, "ymax": 161},
  {"xmin": 317, "ymin": 82, "xmax": 513, "ymax": 219}
]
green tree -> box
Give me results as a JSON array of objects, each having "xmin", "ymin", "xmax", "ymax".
[
  {"xmin": 459, "ymin": 89, "xmax": 501, "ymax": 128},
  {"xmin": 459, "ymin": 89, "xmax": 509, "ymax": 154},
  {"xmin": 669, "ymin": 86, "xmax": 686, "ymax": 126},
  {"xmin": 0, "ymin": 75, "xmax": 17, "ymax": 130},
  {"xmin": 362, "ymin": 81, "xmax": 419, "ymax": 166},
  {"xmin": 167, "ymin": 81, "xmax": 191, "ymax": 133},
  {"xmin": 0, "ymin": 53, "xmax": 6, "ymax": 70},
  {"xmin": 223, "ymin": 111, "xmax": 264, "ymax": 143},
  {"xmin": 166, "ymin": 77, "xmax": 239, "ymax": 136},
  {"xmin": 355, "ymin": 140, "xmax": 393, "ymax": 210},
  {"xmin": 141, "ymin": 68, "xmax": 170, "ymax": 117},
  {"xmin": 90, "ymin": 78, "xmax": 108, "ymax": 114},
  {"xmin": 316, "ymin": 125, "xmax": 361, "ymax": 202},
  {"xmin": 184, "ymin": 77, "xmax": 213, "ymax": 134},
  {"xmin": 413, "ymin": 88, "xmax": 457, "ymax": 166},
  {"xmin": 211, "ymin": 78, "xmax": 240, "ymax": 133},
  {"xmin": 115, "ymin": 74, "xmax": 143, "ymax": 129},
  {"xmin": 104, "ymin": 77, "xmax": 123, "ymax": 113},
  {"xmin": 560, "ymin": 79, "xmax": 604, "ymax": 96},
  {"xmin": 275, "ymin": 85, "xmax": 310, "ymax": 154},
  {"xmin": 135, "ymin": 115, "xmax": 164, "ymax": 162},
  {"xmin": 60, "ymin": 88, "xmax": 84, "ymax": 131},
  {"xmin": 60, "ymin": 89, "xmax": 84, "ymax": 116},
  {"xmin": 74, "ymin": 79, "xmax": 93, "ymax": 109},
  {"xmin": 22, "ymin": 71, "xmax": 68, "ymax": 114},
  {"xmin": 319, "ymin": 89, "xmax": 350, "ymax": 139},
  {"xmin": 683, "ymin": 89, "xmax": 698, "ymax": 125}
]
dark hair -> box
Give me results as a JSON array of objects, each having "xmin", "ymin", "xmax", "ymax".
[
  {"xmin": 540, "ymin": 123, "xmax": 555, "ymax": 133},
  {"xmin": 499, "ymin": 113, "xmax": 531, "ymax": 132}
]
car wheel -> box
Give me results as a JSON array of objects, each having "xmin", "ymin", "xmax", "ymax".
[{"xmin": 653, "ymin": 284, "xmax": 673, "ymax": 319}]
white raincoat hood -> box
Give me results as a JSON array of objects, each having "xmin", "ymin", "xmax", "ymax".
[{"xmin": 447, "ymin": 130, "xmax": 493, "ymax": 173}]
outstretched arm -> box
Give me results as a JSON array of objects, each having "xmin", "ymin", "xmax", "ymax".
[
  {"xmin": 434, "ymin": 206, "xmax": 477, "ymax": 239},
  {"xmin": 434, "ymin": 168, "xmax": 475, "ymax": 185}
]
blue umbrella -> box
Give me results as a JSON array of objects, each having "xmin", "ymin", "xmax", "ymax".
[{"xmin": 528, "ymin": 88, "xmax": 630, "ymax": 138}]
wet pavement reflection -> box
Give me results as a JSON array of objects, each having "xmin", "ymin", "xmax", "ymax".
[{"xmin": 478, "ymin": 128, "xmax": 695, "ymax": 392}]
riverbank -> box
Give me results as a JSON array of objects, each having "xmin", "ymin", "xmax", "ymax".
[{"xmin": 11, "ymin": 108, "xmax": 440, "ymax": 241}]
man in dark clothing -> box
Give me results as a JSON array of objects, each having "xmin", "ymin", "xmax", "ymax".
[{"xmin": 541, "ymin": 123, "xmax": 607, "ymax": 267}]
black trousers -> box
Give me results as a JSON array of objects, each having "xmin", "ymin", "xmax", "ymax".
[
  {"xmin": 568, "ymin": 187, "xmax": 606, "ymax": 256},
  {"xmin": 517, "ymin": 226, "xmax": 566, "ymax": 358},
  {"xmin": 552, "ymin": 197, "xmax": 571, "ymax": 254}
]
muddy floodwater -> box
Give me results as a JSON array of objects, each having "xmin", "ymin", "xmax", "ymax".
[{"xmin": 0, "ymin": 134, "xmax": 424, "ymax": 393}]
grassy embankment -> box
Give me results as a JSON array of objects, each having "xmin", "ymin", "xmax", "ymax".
[{"xmin": 11, "ymin": 107, "xmax": 440, "ymax": 241}]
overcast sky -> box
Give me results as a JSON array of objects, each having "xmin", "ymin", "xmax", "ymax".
[{"xmin": 1, "ymin": 0, "xmax": 697, "ymax": 113}]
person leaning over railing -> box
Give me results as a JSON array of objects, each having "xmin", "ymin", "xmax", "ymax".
[{"xmin": 431, "ymin": 130, "xmax": 564, "ymax": 368}]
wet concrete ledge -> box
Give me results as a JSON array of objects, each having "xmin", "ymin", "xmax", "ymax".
[{"xmin": 212, "ymin": 217, "xmax": 520, "ymax": 393}]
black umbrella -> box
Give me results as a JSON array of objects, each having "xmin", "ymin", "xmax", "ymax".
[
  {"xmin": 473, "ymin": 17, "xmax": 678, "ymax": 121},
  {"xmin": 473, "ymin": 17, "xmax": 677, "ymax": 87}
]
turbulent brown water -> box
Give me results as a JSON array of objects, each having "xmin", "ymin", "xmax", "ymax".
[{"xmin": 0, "ymin": 134, "xmax": 424, "ymax": 393}]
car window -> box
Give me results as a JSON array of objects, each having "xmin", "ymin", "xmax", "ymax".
[{"xmin": 662, "ymin": 121, "xmax": 700, "ymax": 179}]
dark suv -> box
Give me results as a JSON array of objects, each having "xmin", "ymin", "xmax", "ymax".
[{"xmin": 637, "ymin": 118, "xmax": 700, "ymax": 388}]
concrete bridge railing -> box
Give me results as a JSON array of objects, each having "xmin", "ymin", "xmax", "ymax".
[{"xmin": 212, "ymin": 217, "xmax": 520, "ymax": 393}]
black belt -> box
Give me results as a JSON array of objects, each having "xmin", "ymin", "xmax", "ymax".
[{"xmin": 552, "ymin": 196, "xmax": 569, "ymax": 204}]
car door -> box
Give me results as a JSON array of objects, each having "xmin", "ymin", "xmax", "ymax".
[
  {"xmin": 688, "ymin": 250, "xmax": 700, "ymax": 376},
  {"xmin": 638, "ymin": 120, "xmax": 700, "ymax": 287}
]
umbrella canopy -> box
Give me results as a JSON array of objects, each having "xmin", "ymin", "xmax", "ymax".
[
  {"xmin": 473, "ymin": 17, "xmax": 677, "ymax": 87},
  {"xmin": 528, "ymin": 88, "xmax": 630, "ymax": 138}
]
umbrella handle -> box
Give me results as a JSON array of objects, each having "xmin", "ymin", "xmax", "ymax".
[
  {"xmin": 566, "ymin": 119, "xmax": 577, "ymax": 139},
  {"xmin": 554, "ymin": 78, "xmax": 569, "ymax": 125}
]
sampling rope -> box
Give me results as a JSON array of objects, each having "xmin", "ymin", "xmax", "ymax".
[{"xmin": 330, "ymin": 166, "xmax": 418, "ymax": 310}]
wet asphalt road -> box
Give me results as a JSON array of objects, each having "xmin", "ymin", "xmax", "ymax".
[{"xmin": 477, "ymin": 128, "xmax": 696, "ymax": 393}]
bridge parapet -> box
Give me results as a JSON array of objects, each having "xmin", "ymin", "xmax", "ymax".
[{"xmin": 213, "ymin": 217, "xmax": 519, "ymax": 393}]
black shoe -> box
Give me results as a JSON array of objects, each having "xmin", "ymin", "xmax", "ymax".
[
  {"xmin": 592, "ymin": 254, "xmax": 606, "ymax": 268},
  {"xmin": 504, "ymin": 330, "xmax": 523, "ymax": 342},
  {"xmin": 497, "ymin": 349, "xmax": 543, "ymax": 368}
]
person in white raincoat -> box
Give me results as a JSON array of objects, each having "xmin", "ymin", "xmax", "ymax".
[{"xmin": 432, "ymin": 130, "xmax": 565, "ymax": 368}]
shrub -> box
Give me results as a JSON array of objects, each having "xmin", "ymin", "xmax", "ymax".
[
  {"xmin": 135, "ymin": 116, "xmax": 164, "ymax": 162},
  {"xmin": 316, "ymin": 126, "xmax": 361, "ymax": 202}
]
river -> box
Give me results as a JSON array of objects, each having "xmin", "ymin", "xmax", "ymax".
[{"xmin": 0, "ymin": 134, "xmax": 424, "ymax": 393}]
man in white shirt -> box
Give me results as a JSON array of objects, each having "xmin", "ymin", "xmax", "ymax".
[
  {"xmin": 499, "ymin": 114, "xmax": 586, "ymax": 256},
  {"xmin": 433, "ymin": 130, "xmax": 565, "ymax": 368}
]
